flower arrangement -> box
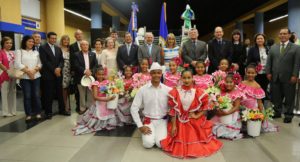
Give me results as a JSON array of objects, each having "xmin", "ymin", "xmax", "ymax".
[
  {"xmin": 212, "ymin": 70, "xmax": 227, "ymax": 88},
  {"xmin": 130, "ymin": 73, "xmax": 151, "ymax": 98},
  {"xmin": 242, "ymin": 109, "xmax": 265, "ymax": 121},
  {"xmin": 216, "ymin": 95, "xmax": 232, "ymax": 110},
  {"xmin": 99, "ymin": 70, "xmax": 124, "ymax": 96},
  {"xmin": 262, "ymin": 105, "xmax": 275, "ymax": 121}
]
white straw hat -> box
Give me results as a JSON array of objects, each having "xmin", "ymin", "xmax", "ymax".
[
  {"xmin": 150, "ymin": 62, "xmax": 162, "ymax": 72},
  {"xmin": 81, "ymin": 76, "xmax": 95, "ymax": 87}
]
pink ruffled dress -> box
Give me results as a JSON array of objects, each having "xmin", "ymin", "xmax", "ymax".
[
  {"xmin": 212, "ymin": 89, "xmax": 244, "ymax": 140},
  {"xmin": 72, "ymin": 80, "xmax": 117, "ymax": 135},
  {"xmin": 237, "ymin": 83, "xmax": 278, "ymax": 133},
  {"xmin": 193, "ymin": 74, "xmax": 213, "ymax": 90},
  {"xmin": 116, "ymin": 78, "xmax": 134, "ymax": 125},
  {"xmin": 164, "ymin": 72, "xmax": 181, "ymax": 88}
]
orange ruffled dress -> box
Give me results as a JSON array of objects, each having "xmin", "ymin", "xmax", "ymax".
[{"xmin": 160, "ymin": 86, "xmax": 223, "ymax": 159}]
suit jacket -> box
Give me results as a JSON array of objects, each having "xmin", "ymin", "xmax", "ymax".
[
  {"xmin": 208, "ymin": 38, "xmax": 232, "ymax": 73},
  {"xmin": 73, "ymin": 51, "xmax": 98, "ymax": 84},
  {"xmin": 138, "ymin": 44, "xmax": 161, "ymax": 65},
  {"xmin": 39, "ymin": 43, "xmax": 64, "ymax": 80},
  {"xmin": 182, "ymin": 39, "xmax": 207, "ymax": 64},
  {"xmin": 69, "ymin": 42, "xmax": 80, "ymax": 71},
  {"xmin": 266, "ymin": 42, "xmax": 300, "ymax": 83},
  {"xmin": 117, "ymin": 43, "xmax": 139, "ymax": 71},
  {"xmin": 246, "ymin": 46, "xmax": 269, "ymax": 66}
]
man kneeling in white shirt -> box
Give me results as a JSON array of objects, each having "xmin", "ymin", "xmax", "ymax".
[{"xmin": 131, "ymin": 62, "xmax": 171, "ymax": 148}]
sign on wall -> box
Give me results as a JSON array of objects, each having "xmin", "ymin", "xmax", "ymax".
[{"xmin": 22, "ymin": 19, "xmax": 40, "ymax": 29}]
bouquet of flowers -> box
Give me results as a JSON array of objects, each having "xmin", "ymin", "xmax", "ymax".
[
  {"xmin": 212, "ymin": 70, "xmax": 227, "ymax": 88},
  {"xmin": 216, "ymin": 95, "xmax": 232, "ymax": 110},
  {"xmin": 242, "ymin": 109, "xmax": 265, "ymax": 121},
  {"xmin": 262, "ymin": 105, "xmax": 275, "ymax": 121},
  {"xmin": 205, "ymin": 86, "xmax": 221, "ymax": 105},
  {"xmin": 99, "ymin": 70, "xmax": 124, "ymax": 96},
  {"xmin": 130, "ymin": 73, "xmax": 151, "ymax": 98}
]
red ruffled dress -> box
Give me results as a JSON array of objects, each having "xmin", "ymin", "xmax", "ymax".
[
  {"xmin": 193, "ymin": 74, "xmax": 213, "ymax": 90},
  {"xmin": 164, "ymin": 72, "xmax": 181, "ymax": 88},
  {"xmin": 160, "ymin": 86, "xmax": 223, "ymax": 159}
]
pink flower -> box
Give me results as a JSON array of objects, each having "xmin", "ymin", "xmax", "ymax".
[
  {"xmin": 256, "ymin": 63, "xmax": 263, "ymax": 73},
  {"xmin": 233, "ymin": 73, "xmax": 242, "ymax": 85}
]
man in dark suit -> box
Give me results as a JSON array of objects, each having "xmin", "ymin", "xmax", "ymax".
[
  {"xmin": 266, "ymin": 28, "xmax": 300, "ymax": 123},
  {"xmin": 138, "ymin": 32, "xmax": 162, "ymax": 65},
  {"xmin": 32, "ymin": 32, "xmax": 42, "ymax": 51},
  {"xmin": 73, "ymin": 40, "xmax": 98, "ymax": 114},
  {"xmin": 39, "ymin": 32, "xmax": 65, "ymax": 119},
  {"xmin": 117, "ymin": 32, "xmax": 139, "ymax": 72},
  {"xmin": 69, "ymin": 29, "xmax": 83, "ymax": 113},
  {"xmin": 208, "ymin": 26, "xmax": 233, "ymax": 74},
  {"xmin": 182, "ymin": 28, "xmax": 207, "ymax": 70}
]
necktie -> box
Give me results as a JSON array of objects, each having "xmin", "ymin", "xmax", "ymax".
[
  {"xmin": 148, "ymin": 45, "xmax": 152, "ymax": 55},
  {"xmin": 192, "ymin": 41, "xmax": 196, "ymax": 49},
  {"xmin": 127, "ymin": 44, "xmax": 130, "ymax": 56},
  {"xmin": 280, "ymin": 43, "xmax": 285, "ymax": 55}
]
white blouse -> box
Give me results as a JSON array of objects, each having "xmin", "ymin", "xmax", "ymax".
[
  {"xmin": 15, "ymin": 49, "xmax": 42, "ymax": 79},
  {"xmin": 259, "ymin": 47, "xmax": 267, "ymax": 74}
]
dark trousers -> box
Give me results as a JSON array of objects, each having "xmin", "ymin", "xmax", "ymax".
[
  {"xmin": 271, "ymin": 79, "xmax": 296, "ymax": 119},
  {"xmin": 41, "ymin": 77, "xmax": 64, "ymax": 115},
  {"xmin": 75, "ymin": 88, "xmax": 80, "ymax": 112},
  {"xmin": 256, "ymin": 74, "xmax": 269, "ymax": 99},
  {"xmin": 20, "ymin": 78, "xmax": 42, "ymax": 116}
]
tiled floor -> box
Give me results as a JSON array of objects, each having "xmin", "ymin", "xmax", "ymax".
[{"xmin": 0, "ymin": 94, "xmax": 300, "ymax": 162}]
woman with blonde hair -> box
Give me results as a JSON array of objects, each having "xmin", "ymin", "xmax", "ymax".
[
  {"xmin": 101, "ymin": 37, "xmax": 118, "ymax": 75},
  {"xmin": 161, "ymin": 33, "xmax": 180, "ymax": 67},
  {"xmin": 60, "ymin": 35, "xmax": 71, "ymax": 115}
]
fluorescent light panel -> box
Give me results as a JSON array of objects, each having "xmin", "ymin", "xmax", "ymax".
[
  {"xmin": 269, "ymin": 14, "xmax": 288, "ymax": 22},
  {"xmin": 64, "ymin": 8, "xmax": 91, "ymax": 21}
]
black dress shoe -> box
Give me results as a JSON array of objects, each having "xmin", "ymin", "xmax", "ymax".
[
  {"xmin": 283, "ymin": 118, "xmax": 292, "ymax": 123},
  {"xmin": 45, "ymin": 114, "xmax": 52, "ymax": 120},
  {"xmin": 299, "ymin": 123, "xmax": 300, "ymax": 127},
  {"xmin": 273, "ymin": 113, "xmax": 282, "ymax": 119},
  {"xmin": 59, "ymin": 111, "xmax": 71, "ymax": 116}
]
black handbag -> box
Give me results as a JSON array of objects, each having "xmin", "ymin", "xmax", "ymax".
[{"xmin": 68, "ymin": 76, "xmax": 76, "ymax": 95}]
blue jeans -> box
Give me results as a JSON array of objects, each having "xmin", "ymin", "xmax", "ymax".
[{"xmin": 20, "ymin": 78, "xmax": 42, "ymax": 116}]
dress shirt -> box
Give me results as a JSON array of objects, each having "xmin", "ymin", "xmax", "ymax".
[
  {"xmin": 82, "ymin": 52, "xmax": 89, "ymax": 70},
  {"xmin": 147, "ymin": 44, "xmax": 152, "ymax": 55},
  {"xmin": 280, "ymin": 41, "xmax": 289, "ymax": 51},
  {"xmin": 48, "ymin": 43, "xmax": 55, "ymax": 56},
  {"xmin": 77, "ymin": 41, "xmax": 81, "ymax": 51},
  {"xmin": 131, "ymin": 82, "xmax": 171, "ymax": 128},
  {"xmin": 126, "ymin": 43, "xmax": 132, "ymax": 56}
]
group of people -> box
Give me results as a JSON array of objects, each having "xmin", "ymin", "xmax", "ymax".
[{"xmin": 0, "ymin": 25, "xmax": 300, "ymax": 158}]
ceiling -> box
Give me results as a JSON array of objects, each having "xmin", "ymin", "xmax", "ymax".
[{"xmin": 64, "ymin": 0, "xmax": 284, "ymax": 36}]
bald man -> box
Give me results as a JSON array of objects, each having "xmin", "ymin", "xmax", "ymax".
[
  {"xmin": 69, "ymin": 29, "xmax": 84, "ymax": 113},
  {"xmin": 73, "ymin": 40, "xmax": 98, "ymax": 114},
  {"xmin": 138, "ymin": 32, "xmax": 162, "ymax": 65},
  {"xmin": 207, "ymin": 26, "xmax": 233, "ymax": 73}
]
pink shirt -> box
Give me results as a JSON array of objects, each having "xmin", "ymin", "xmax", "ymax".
[
  {"xmin": 0, "ymin": 50, "xmax": 15, "ymax": 83},
  {"xmin": 83, "ymin": 52, "xmax": 89, "ymax": 70}
]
